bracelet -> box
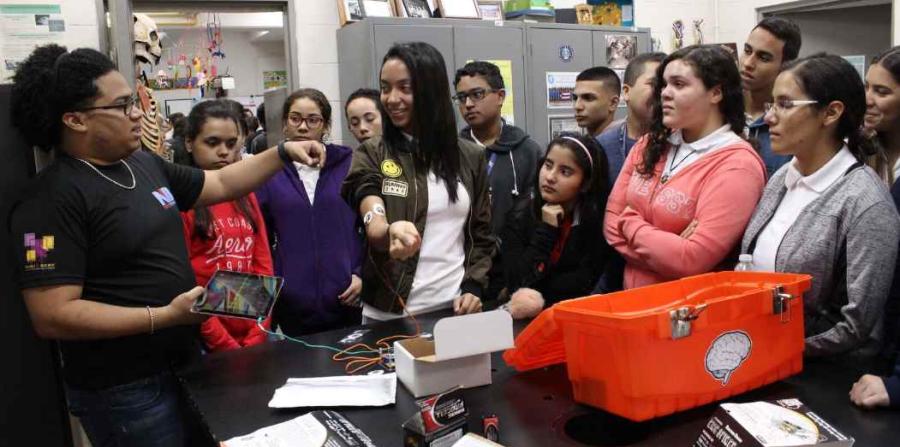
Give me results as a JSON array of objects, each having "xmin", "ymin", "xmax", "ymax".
[
  {"xmin": 277, "ymin": 141, "xmax": 293, "ymax": 167},
  {"xmin": 147, "ymin": 306, "xmax": 155, "ymax": 335}
]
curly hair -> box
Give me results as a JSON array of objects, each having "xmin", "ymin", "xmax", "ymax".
[
  {"xmin": 10, "ymin": 44, "xmax": 116, "ymax": 151},
  {"xmin": 638, "ymin": 45, "xmax": 746, "ymax": 177}
]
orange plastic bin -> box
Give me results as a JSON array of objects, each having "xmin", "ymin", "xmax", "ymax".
[{"xmin": 503, "ymin": 271, "xmax": 812, "ymax": 421}]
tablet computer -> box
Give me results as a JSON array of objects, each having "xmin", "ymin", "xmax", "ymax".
[{"xmin": 192, "ymin": 270, "xmax": 285, "ymax": 320}]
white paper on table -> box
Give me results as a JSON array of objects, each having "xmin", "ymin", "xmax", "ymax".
[
  {"xmin": 267, "ymin": 372, "xmax": 397, "ymax": 408},
  {"xmin": 223, "ymin": 412, "xmax": 327, "ymax": 447},
  {"xmin": 223, "ymin": 410, "xmax": 377, "ymax": 447}
]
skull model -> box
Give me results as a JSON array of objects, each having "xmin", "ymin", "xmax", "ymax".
[{"xmin": 134, "ymin": 13, "xmax": 161, "ymax": 65}]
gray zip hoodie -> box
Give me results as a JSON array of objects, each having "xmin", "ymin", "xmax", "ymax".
[{"xmin": 741, "ymin": 163, "xmax": 900, "ymax": 357}]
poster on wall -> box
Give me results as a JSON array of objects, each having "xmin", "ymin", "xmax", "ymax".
[
  {"xmin": 1, "ymin": 4, "xmax": 65, "ymax": 82},
  {"xmin": 592, "ymin": 1, "xmax": 634, "ymax": 27},
  {"xmin": 606, "ymin": 34, "xmax": 637, "ymax": 69},
  {"xmin": 467, "ymin": 59, "xmax": 515, "ymax": 124},
  {"xmin": 263, "ymin": 70, "xmax": 288, "ymax": 90},
  {"xmin": 548, "ymin": 115, "xmax": 581, "ymax": 140},
  {"xmin": 546, "ymin": 71, "xmax": 578, "ymax": 109},
  {"xmin": 842, "ymin": 55, "xmax": 866, "ymax": 81}
]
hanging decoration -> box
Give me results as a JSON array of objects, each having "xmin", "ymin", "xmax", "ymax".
[
  {"xmin": 143, "ymin": 11, "xmax": 225, "ymax": 96},
  {"xmin": 207, "ymin": 14, "xmax": 226, "ymax": 59}
]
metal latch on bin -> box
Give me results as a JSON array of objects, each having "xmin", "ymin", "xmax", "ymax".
[
  {"xmin": 669, "ymin": 304, "xmax": 708, "ymax": 339},
  {"xmin": 772, "ymin": 285, "xmax": 795, "ymax": 323}
]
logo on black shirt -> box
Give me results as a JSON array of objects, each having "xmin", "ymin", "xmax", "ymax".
[
  {"xmin": 152, "ymin": 187, "xmax": 176, "ymax": 209},
  {"xmin": 24, "ymin": 232, "xmax": 55, "ymax": 271}
]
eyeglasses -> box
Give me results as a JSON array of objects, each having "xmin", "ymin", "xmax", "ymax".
[
  {"xmin": 287, "ymin": 114, "xmax": 324, "ymax": 128},
  {"xmin": 452, "ymin": 88, "xmax": 500, "ymax": 104},
  {"xmin": 73, "ymin": 94, "xmax": 139, "ymax": 116},
  {"xmin": 763, "ymin": 99, "xmax": 819, "ymax": 116}
]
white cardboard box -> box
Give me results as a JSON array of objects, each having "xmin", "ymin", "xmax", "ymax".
[{"xmin": 394, "ymin": 311, "xmax": 514, "ymax": 398}]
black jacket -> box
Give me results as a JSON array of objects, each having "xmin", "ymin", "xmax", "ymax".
[
  {"xmin": 459, "ymin": 121, "xmax": 542, "ymax": 235},
  {"xmin": 498, "ymin": 199, "xmax": 610, "ymax": 307},
  {"xmin": 461, "ymin": 122, "xmax": 542, "ymax": 301}
]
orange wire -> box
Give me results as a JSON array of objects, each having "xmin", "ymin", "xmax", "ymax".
[{"xmin": 331, "ymin": 279, "xmax": 426, "ymax": 374}]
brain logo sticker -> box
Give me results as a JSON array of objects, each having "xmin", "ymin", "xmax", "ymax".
[{"xmin": 705, "ymin": 331, "xmax": 752, "ymax": 386}]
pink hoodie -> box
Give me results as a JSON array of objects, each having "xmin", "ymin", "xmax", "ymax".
[{"xmin": 605, "ymin": 137, "xmax": 766, "ymax": 289}]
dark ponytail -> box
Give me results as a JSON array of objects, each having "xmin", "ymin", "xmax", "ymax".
[
  {"xmin": 783, "ymin": 53, "xmax": 876, "ymax": 162},
  {"xmin": 639, "ymin": 45, "xmax": 746, "ymax": 177},
  {"xmin": 10, "ymin": 44, "xmax": 115, "ymax": 151},
  {"xmin": 534, "ymin": 132, "xmax": 609, "ymax": 224},
  {"xmin": 185, "ymin": 99, "xmax": 259, "ymax": 240}
]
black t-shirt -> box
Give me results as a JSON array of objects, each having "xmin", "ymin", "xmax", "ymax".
[{"xmin": 10, "ymin": 150, "xmax": 205, "ymax": 389}]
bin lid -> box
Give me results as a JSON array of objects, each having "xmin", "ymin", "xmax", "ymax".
[{"xmin": 503, "ymin": 306, "xmax": 567, "ymax": 371}]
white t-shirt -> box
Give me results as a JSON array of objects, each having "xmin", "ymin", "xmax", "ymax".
[
  {"xmin": 663, "ymin": 124, "xmax": 743, "ymax": 179},
  {"xmin": 293, "ymin": 162, "xmax": 320, "ymax": 205},
  {"xmin": 752, "ymin": 145, "xmax": 856, "ymax": 272},
  {"xmin": 892, "ymin": 157, "xmax": 900, "ymax": 183},
  {"xmin": 363, "ymin": 172, "xmax": 471, "ymax": 321}
]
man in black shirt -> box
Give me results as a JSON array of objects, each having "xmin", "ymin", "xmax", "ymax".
[{"xmin": 8, "ymin": 45, "xmax": 324, "ymax": 447}]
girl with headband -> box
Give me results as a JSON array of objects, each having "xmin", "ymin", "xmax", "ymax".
[
  {"xmin": 605, "ymin": 45, "xmax": 766, "ymax": 289},
  {"xmin": 496, "ymin": 133, "xmax": 611, "ymax": 319}
]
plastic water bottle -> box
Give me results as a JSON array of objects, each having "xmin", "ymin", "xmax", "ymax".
[{"xmin": 735, "ymin": 254, "xmax": 754, "ymax": 272}]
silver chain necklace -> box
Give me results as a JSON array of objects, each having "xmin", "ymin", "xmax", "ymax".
[{"xmin": 76, "ymin": 158, "xmax": 136, "ymax": 190}]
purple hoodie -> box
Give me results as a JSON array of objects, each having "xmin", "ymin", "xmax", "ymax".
[{"xmin": 256, "ymin": 143, "xmax": 362, "ymax": 336}]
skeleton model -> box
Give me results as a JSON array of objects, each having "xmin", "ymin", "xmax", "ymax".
[{"xmin": 133, "ymin": 13, "xmax": 172, "ymax": 161}]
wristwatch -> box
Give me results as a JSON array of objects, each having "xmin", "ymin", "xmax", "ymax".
[
  {"xmin": 277, "ymin": 141, "xmax": 293, "ymax": 166},
  {"xmin": 363, "ymin": 204, "xmax": 386, "ymax": 226}
]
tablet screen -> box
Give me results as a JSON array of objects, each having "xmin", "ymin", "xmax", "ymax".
[{"xmin": 192, "ymin": 270, "xmax": 284, "ymax": 320}]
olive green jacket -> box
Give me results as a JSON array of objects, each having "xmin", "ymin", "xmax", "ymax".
[{"xmin": 342, "ymin": 136, "xmax": 495, "ymax": 314}]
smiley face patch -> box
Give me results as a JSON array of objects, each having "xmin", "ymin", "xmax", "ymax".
[{"xmin": 380, "ymin": 159, "xmax": 402, "ymax": 178}]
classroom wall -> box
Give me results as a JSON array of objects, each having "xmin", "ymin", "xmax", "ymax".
[
  {"xmin": 292, "ymin": 0, "xmax": 345, "ymax": 144},
  {"xmin": 779, "ymin": 4, "xmax": 891, "ymax": 62}
]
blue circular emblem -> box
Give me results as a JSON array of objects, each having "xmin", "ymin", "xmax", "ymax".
[{"xmin": 559, "ymin": 45, "xmax": 574, "ymax": 62}]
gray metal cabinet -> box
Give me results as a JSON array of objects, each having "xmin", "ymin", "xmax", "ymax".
[
  {"xmin": 336, "ymin": 18, "xmax": 650, "ymax": 147},
  {"xmin": 337, "ymin": 18, "xmax": 528, "ymax": 144},
  {"xmin": 524, "ymin": 23, "xmax": 651, "ymax": 147},
  {"xmin": 452, "ymin": 24, "xmax": 527, "ymax": 128},
  {"xmin": 525, "ymin": 26, "xmax": 595, "ymax": 147},
  {"xmin": 373, "ymin": 23, "xmax": 455, "ymax": 81}
]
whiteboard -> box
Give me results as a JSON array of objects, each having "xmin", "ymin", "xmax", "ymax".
[{"xmin": 165, "ymin": 98, "xmax": 195, "ymax": 117}]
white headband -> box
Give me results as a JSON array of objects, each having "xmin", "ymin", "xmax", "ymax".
[{"xmin": 561, "ymin": 136, "xmax": 594, "ymax": 169}]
